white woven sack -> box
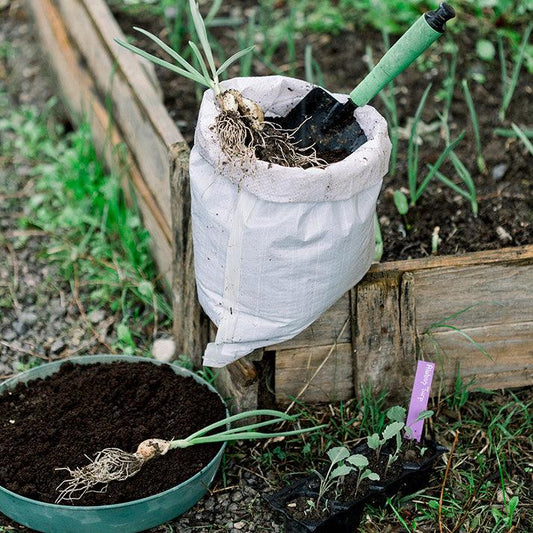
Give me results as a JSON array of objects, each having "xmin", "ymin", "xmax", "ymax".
[{"xmin": 190, "ymin": 75, "xmax": 391, "ymax": 367}]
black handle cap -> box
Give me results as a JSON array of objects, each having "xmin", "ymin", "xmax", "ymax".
[{"xmin": 424, "ymin": 3, "xmax": 456, "ymax": 33}]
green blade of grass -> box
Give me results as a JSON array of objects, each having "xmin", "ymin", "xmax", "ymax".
[
  {"xmin": 429, "ymin": 167, "xmax": 471, "ymax": 201},
  {"xmin": 494, "ymin": 126, "xmax": 533, "ymax": 138},
  {"xmin": 187, "ymin": 41, "xmax": 212, "ymax": 86}
]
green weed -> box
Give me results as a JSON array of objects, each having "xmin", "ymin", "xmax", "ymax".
[{"xmin": 0, "ymin": 101, "xmax": 171, "ymax": 354}]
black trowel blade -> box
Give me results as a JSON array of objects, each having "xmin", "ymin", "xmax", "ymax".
[{"xmin": 274, "ymin": 87, "xmax": 367, "ymax": 162}]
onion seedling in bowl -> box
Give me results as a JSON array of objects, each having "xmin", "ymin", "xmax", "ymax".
[{"xmin": 55, "ymin": 409, "xmax": 326, "ymax": 504}]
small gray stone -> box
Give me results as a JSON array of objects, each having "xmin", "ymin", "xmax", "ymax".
[
  {"xmin": 88, "ymin": 309, "xmax": 106, "ymax": 324},
  {"xmin": 231, "ymin": 490, "xmax": 244, "ymax": 503},
  {"xmin": 227, "ymin": 503, "xmax": 239, "ymax": 513},
  {"xmin": 2, "ymin": 329, "xmax": 16, "ymax": 342},
  {"xmin": 204, "ymin": 498, "xmax": 216, "ymax": 511},
  {"xmin": 19, "ymin": 312, "xmax": 38, "ymax": 326},
  {"xmin": 491, "ymin": 162, "xmax": 508, "ymax": 180},
  {"xmin": 50, "ymin": 339, "xmax": 66, "ymax": 354},
  {"xmin": 151, "ymin": 338, "xmax": 175, "ymax": 363},
  {"xmin": 13, "ymin": 321, "xmax": 26, "ymax": 335},
  {"xmin": 496, "ymin": 226, "xmax": 512, "ymax": 243}
]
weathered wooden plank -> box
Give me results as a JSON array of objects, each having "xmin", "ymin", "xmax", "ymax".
[
  {"xmin": 275, "ymin": 343, "xmax": 354, "ymax": 405},
  {"xmin": 54, "ymin": 0, "xmax": 180, "ymax": 225},
  {"xmin": 27, "ymin": 0, "xmax": 172, "ymax": 280},
  {"xmin": 269, "ymin": 293, "xmax": 351, "ymax": 350},
  {"xmin": 214, "ymin": 352, "xmax": 263, "ymax": 413},
  {"xmin": 170, "ymin": 142, "xmax": 209, "ymax": 366},
  {"xmin": 80, "ymin": 0, "xmax": 178, "ymax": 143},
  {"xmin": 368, "ymin": 244, "xmax": 533, "ymax": 274},
  {"xmin": 352, "ymin": 273, "xmax": 417, "ymax": 402},
  {"xmin": 413, "ymin": 262, "xmax": 533, "ymax": 332},
  {"xmin": 422, "ymin": 321, "xmax": 533, "ymax": 390}
]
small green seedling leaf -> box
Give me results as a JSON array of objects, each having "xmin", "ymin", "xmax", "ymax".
[
  {"xmin": 366, "ymin": 471, "xmax": 380, "ymax": 482},
  {"xmin": 330, "ymin": 464, "xmax": 352, "ymax": 479},
  {"xmin": 393, "ymin": 190, "xmax": 409, "ymax": 215},
  {"xmin": 416, "ymin": 409, "xmax": 434, "ymax": 422},
  {"xmin": 346, "ymin": 454, "xmax": 369, "ymax": 469},
  {"xmin": 387, "ymin": 405, "xmax": 407, "ymax": 423},
  {"xmin": 327, "ymin": 446, "xmax": 350, "ymax": 465},
  {"xmin": 382, "ymin": 421, "xmax": 405, "ymax": 441},
  {"xmin": 367, "ymin": 433, "xmax": 380, "ymax": 450}
]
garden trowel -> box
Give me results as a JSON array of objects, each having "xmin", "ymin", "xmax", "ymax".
[{"xmin": 278, "ymin": 2, "xmax": 456, "ymax": 161}]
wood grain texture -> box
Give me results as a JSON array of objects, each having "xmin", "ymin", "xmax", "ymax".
[
  {"xmin": 413, "ymin": 261, "xmax": 533, "ymax": 332},
  {"xmin": 368, "ymin": 244, "xmax": 533, "ymax": 274},
  {"xmin": 269, "ymin": 293, "xmax": 351, "ymax": 350},
  {"xmin": 275, "ymin": 343, "xmax": 354, "ymax": 405},
  {"xmin": 169, "ymin": 143, "xmax": 209, "ymax": 366},
  {"xmin": 422, "ymin": 321, "xmax": 533, "ymax": 390},
  {"xmin": 352, "ymin": 273, "xmax": 417, "ymax": 402},
  {"xmin": 214, "ymin": 355, "xmax": 262, "ymax": 413}
]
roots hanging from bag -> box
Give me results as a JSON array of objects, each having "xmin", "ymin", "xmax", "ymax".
[{"xmin": 214, "ymin": 89, "xmax": 327, "ymax": 169}]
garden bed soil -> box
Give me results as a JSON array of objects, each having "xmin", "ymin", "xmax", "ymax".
[
  {"xmin": 110, "ymin": 2, "xmax": 532, "ymax": 262},
  {"xmin": 0, "ymin": 360, "xmax": 226, "ymax": 505}
]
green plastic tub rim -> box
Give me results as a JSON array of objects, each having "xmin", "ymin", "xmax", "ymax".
[{"xmin": 0, "ymin": 354, "xmax": 228, "ymax": 533}]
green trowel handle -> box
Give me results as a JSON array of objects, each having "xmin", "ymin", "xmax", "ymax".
[{"xmin": 349, "ymin": 2, "xmax": 455, "ymax": 107}]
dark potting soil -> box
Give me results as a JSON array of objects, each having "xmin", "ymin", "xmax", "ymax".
[
  {"xmin": 0, "ymin": 360, "xmax": 227, "ymax": 505},
  {"xmin": 109, "ymin": 2, "xmax": 531, "ymax": 262}
]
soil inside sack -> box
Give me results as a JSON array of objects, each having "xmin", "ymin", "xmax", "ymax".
[{"xmin": 0, "ymin": 361, "xmax": 226, "ymax": 505}]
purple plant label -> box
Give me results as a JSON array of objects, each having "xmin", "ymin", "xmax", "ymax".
[{"xmin": 405, "ymin": 360, "xmax": 435, "ymax": 442}]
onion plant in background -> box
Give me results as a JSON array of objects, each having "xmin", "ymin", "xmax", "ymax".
[
  {"xmin": 304, "ymin": 44, "xmax": 324, "ymax": 87},
  {"xmin": 461, "ymin": 79, "xmax": 486, "ymax": 174},
  {"xmin": 498, "ymin": 23, "xmax": 532, "ymax": 121},
  {"xmin": 393, "ymin": 83, "xmax": 469, "ymax": 221},
  {"xmin": 511, "ymin": 123, "xmax": 533, "ymax": 156}
]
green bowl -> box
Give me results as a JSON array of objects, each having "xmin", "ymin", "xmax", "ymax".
[{"xmin": 0, "ymin": 355, "xmax": 227, "ymax": 533}]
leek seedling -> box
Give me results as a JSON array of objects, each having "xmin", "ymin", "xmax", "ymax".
[
  {"xmin": 511, "ymin": 123, "xmax": 533, "ymax": 156},
  {"xmin": 395, "ymin": 124, "xmax": 466, "ymax": 218},
  {"xmin": 56, "ymin": 409, "xmax": 326, "ymax": 503},
  {"xmin": 461, "ymin": 79, "xmax": 486, "ymax": 174},
  {"xmin": 115, "ymin": 0, "xmax": 324, "ymax": 168},
  {"xmin": 494, "ymin": 126, "xmax": 533, "ymax": 138},
  {"xmin": 304, "ymin": 44, "xmax": 324, "ymax": 87},
  {"xmin": 498, "ymin": 24, "xmax": 532, "ymax": 121},
  {"xmin": 407, "ymin": 84, "xmax": 432, "ymax": 200}
]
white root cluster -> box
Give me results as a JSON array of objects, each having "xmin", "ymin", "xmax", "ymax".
[
  {"xmin": 214, "ymin": 89, "xmax": 327, "ymax": 169},
  {"xmin": 55, "ymin": 439, "xmax": 172, "ymax": 504}
]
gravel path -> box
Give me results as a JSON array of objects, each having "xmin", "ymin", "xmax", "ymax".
[{"xmin": 0, "ymin": 3, "xmax": 283, "ymax": 532}]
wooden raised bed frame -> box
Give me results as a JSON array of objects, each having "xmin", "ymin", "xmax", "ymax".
[{"xmin": 28, "ymin": 0, "xmax": 533, "ymax": 411}]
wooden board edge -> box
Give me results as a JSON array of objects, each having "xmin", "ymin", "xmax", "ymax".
[{"xmin": 368, "ymin": 244, "xmax": 533, "ymax": 276}]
